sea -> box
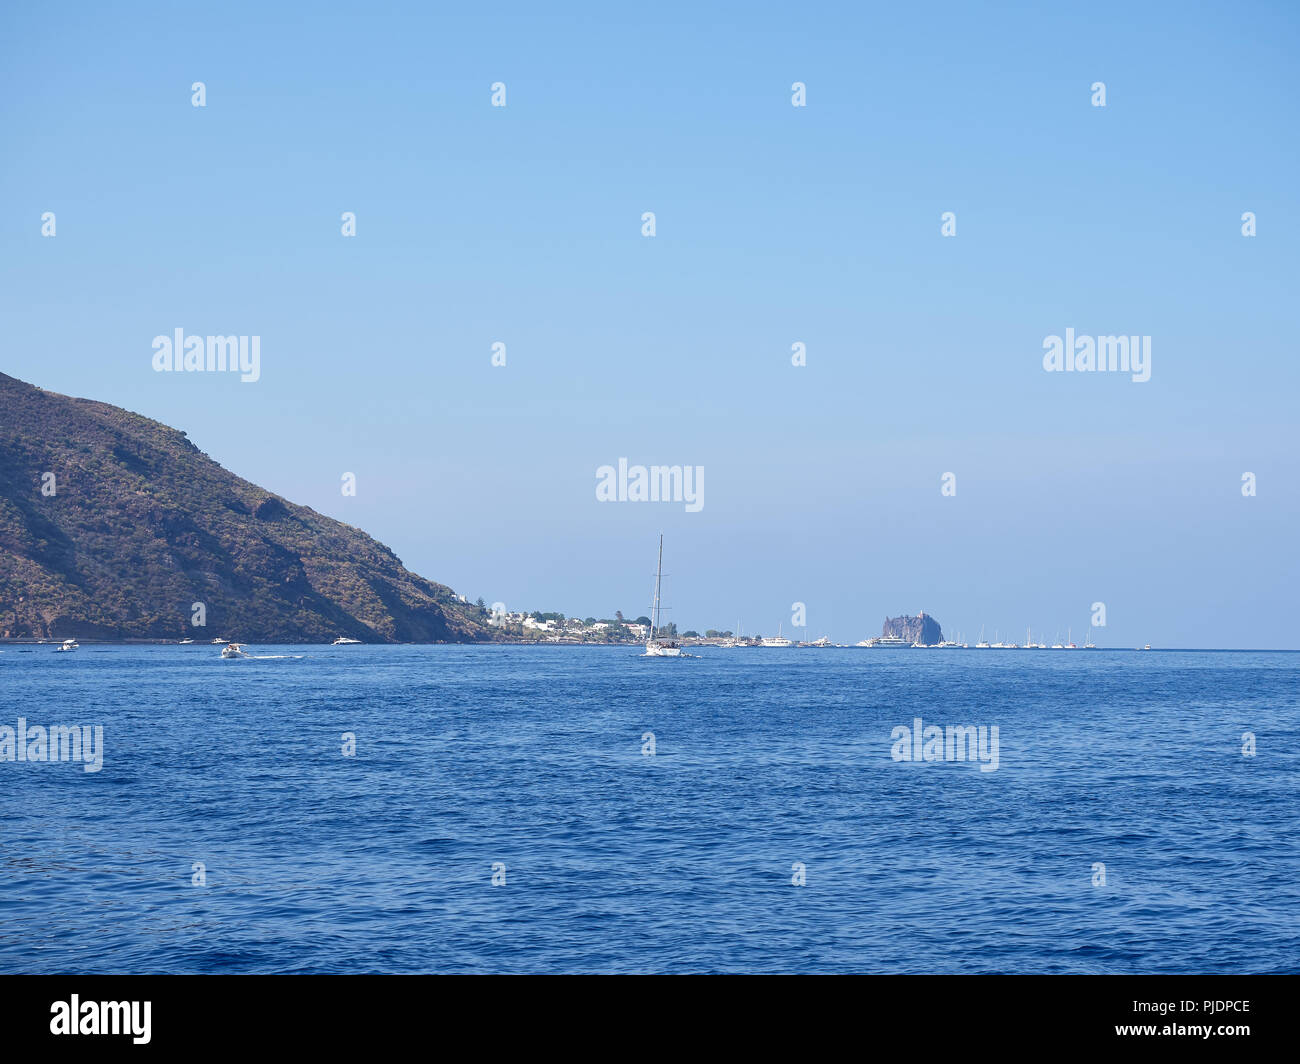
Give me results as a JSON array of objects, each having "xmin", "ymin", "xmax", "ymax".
[{"xmin": 0, "ymin": 645, "xmax": 1296, "ymax": 974}]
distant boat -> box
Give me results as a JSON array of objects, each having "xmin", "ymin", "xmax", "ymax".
[
  {"xmin": 1083, "ymin": 625, "xmax": 1097, "ymax": 649},
  {"xmin": 643, "ymin": 534, "xmax": 683, "ymax": 658},
  {"xmin": 220, "ymin": 642, "xmax": 248, "ymax": 659},
  {"xmin": 760, "ymin": 623, "xmax": 793, "ymax": 648},
  {"xmin": 332, "ymin": 636, "xmax": 363, "ymax": 645},
  {"xmin": 55, "ymin": 638, "xmax": 79, "ymax": 653},
  {"xmin": 211, "ymin": 637, "xmax": 226, "ymax": 645},
  {"xmin": 720, "ymin": 622, "xmax": 745, "ymax": 648},
  {"xmin": 179, "ymin": 638, "xmax": 194, "ymax": 645},
  {"xmin": 800, "ymin": 635, "xmax": 832, "ymax": 648}
]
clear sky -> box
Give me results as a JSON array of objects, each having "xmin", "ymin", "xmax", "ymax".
[{"xmin": 2, "ymin": 1, "xmax": 1297, "ymax": 647}]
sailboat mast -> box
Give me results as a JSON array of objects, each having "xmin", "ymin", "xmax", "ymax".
[{"xmin": 649, "ymin": 533, "xmax": 664, "ymax": 644}]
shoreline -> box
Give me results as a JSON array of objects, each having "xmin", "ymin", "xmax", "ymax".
[{"xmin": 2, "ymin": 639, "xmax": 1295, "ymax": 652}]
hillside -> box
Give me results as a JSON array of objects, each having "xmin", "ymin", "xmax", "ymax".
[{"xmin": 0, "ymin": 372, "xmax": 494, "ymax": 643}]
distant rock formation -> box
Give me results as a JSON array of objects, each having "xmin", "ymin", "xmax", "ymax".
[
  {"xmin": 0, "ymin": 372, "xmax": 497, "ymax": 643},
  {"xmin": 883, "ymin": 613, "xmax": 943, "ymax": 646}
]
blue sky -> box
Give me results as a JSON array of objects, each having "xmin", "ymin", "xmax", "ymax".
[{"xmin": 2, "ymin": 1, "xmax": 1297, "ymax": 646}]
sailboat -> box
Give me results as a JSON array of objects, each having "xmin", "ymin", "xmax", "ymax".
[
  {"xmin": 976, "ymin": 625, "xmax": 991, "ymax": 649},
  {"xmin": 643, "ymin": 534, "xmax": 683, "ymax": 657},
  {"xmin": 1083, "ymin": 625, "xmax": 1097, "ymax": 649}
]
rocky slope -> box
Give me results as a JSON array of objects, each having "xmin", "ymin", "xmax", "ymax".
[{"xmin": 0, "ymin": 372, "xmax": 494, "ymax": 643}]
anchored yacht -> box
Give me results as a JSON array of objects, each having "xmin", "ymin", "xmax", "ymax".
[
  {"xmin": 643, "ymin": 535, "xmax": 683, "ymax": 657},
  {"xmin": 759, "ymin": 623, "xmax": 793, "ymax": 647}
]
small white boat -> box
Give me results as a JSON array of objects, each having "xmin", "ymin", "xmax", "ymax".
[
  {"xmin": 760, "ymin": 624, "xmax": 793, "ymax": 648},
  {"xmin": 719, "ymin": 623, "xmax": 745, "ymax": 648},
  {"xmin": 332, "ymin": 636, "xmax": 363, "ymax": 645},
  {"xmin": 55, "ymin": 638, "xmax": 79, "ymax": 653},
  {"xmin": 642, "ymin": 534, "xmax": 684, "ymax": 658},
  {"xmin": 179, "ymin": 638, "xmax": 194, "ymax": 645},
  {"xmin": 211, "ymin": 637, "xmax": 226, "ymax": 645},
  {"xmin": 220, "ymin": 642, "xmax": 248, "ymax": 659}
]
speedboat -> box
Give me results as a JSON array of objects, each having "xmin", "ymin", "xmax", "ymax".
[
  {"xmin": 332, "ymin": 636, "xmax": 363, "ymax": 645},
  {"xmin": 179, "ymin": 638, "xmax": 194, "ymax": 644},
  {"xmin": 55, "ymin": 638, "xmax": 79, "ymax": 652},
  {"xmin": 220, "ymin": 642, "xmax": 248, "ymax": 659}
]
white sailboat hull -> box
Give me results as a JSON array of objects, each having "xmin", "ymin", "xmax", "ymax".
[{"xmin": 643, "ymin": 642, "xmax": 683, "ymax": 657}]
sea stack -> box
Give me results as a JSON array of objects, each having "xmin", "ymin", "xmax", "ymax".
[{"xmin": 882, "ymin": 612, "xmax": 944, "ymax": 646}]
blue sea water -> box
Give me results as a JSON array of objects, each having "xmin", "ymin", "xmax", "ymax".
[{"xmin": 0, "ymin": 645, "xmax": 1296, "ymax": 974}]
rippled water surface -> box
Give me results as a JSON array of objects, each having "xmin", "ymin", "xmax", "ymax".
[{"xmin": 0, "ymin": 645, "xmax": 1296, "ymax": 973}]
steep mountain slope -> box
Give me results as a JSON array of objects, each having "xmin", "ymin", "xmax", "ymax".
[{"xmin": 0, "ymin": 372, "xmax": 492, "ymax": 642}]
